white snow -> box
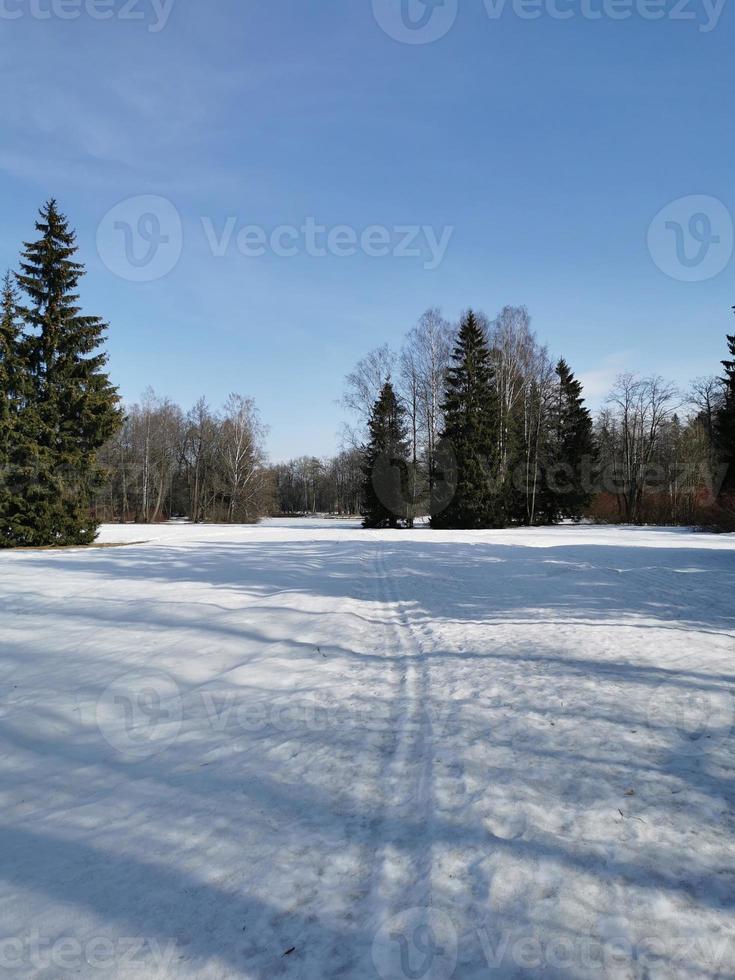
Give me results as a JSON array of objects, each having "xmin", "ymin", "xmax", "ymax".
[{"xmin": 0, "ymin": 520, "xmax": 733, "ymax": 978}]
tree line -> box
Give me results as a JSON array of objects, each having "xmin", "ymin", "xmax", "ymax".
[
  {"xmin": 342, "ymin": 307, "xmax": 734, "ymax": 530},
  {"xmin": 1, "ymin": 201, "xmax": 733, "ymax": 544},
  {"xmin": 269, "ymin": 451, "xmax": 363, "ymax": 517},
  {"xmin": 357, "ymin": 309, "xmax": 596, "ymax": 528},
  {"xmin": 0, "ymin": 201, "xmax": 274, "ymax": 546},
  {"xmin": 95, "ymin": 390, "xmax": 270, "ymax": 525}
]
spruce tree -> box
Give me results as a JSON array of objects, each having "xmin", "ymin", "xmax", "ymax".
[
  {"xmin": 0, "ymin": 274, "xmax": 25, "ymax": 542},
  {"xmin": 715, "ymin": 320, "xmax": 735, "ymax": 498},
  {"xmin": 0, "ymin": 273, "xmax": 20, "ymax": 459},
  {"xmin": 496, "ymin": 386, "xmax": 528, "ymax": 526},
  {"xmin": 361, "ymin": 381, "xmax": 410, "ymax": 529},
  {"xmin": 548, "ymin": 358, "xmax": 596, "ymax": 520},
  {"xmin": 13, "ymin": 200, "xmax": 121, "ymax": 546},
  {"xmin": 432, "ymin": 311, "xmax": 500, "ymax": 529}
]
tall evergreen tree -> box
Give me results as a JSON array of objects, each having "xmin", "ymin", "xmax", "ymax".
[
  {"xmin": 0, "ymin": 273, "xmax": 26, "ymax": 542},
  {"xmin": 714, "ymin": 318, "xmax": 735, "ymax": 497},
  {"xmin": 0, "ymin": 270, "xmax": 48, "ymax": 546},
  {"xmin": 361, "ymin": 380, "xmax": 411, "ymax": 528},
  {"xmin": 432, "ymin": 311, "xmax": 500, "ymax": 529},
  {"xmin": 10, "ymin": 200, "xmax": 121, "ymax": 546},
  {"xmin": 547, "ymin": 358, "xmax": 596, "ymax": 520},
  {"xmin": 0, "ymin": 273, "xmax": 21, "ymax": 458}
]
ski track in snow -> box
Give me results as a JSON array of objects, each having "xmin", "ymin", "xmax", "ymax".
[
  {"xmin": 0, "ymin": 520, "xmax": 733, "ymax": 979},
  {"xmin": 368, "ymin": 538, "xmax": 435, "ymax": 930}
]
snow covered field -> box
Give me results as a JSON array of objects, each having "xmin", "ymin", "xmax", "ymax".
[{"xmin": 0, "ymin": 520, "xmax": 733, "ymax": 979}]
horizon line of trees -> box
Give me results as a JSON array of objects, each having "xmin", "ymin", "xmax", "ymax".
[
  {"xmin": 108, "ymin": 308, "xmax": 734, "ymax": 533},
  {"xmin": 2, "ymin": 201, "xmax": 734, "ymax": 544},
  {"xmin": 95, "ymin": 390, "xmax": 271, "ymax": 525},
  {"xmin": 339, "ymin": 306, "xmax": 735, "ymax": 531},
  {"xmin": 0, "ymin": 201, "xmax": 275, "ymax": 546},
  {"xmin": 358, "ymin": 309, "xmax": 596, "ymax": 529}
]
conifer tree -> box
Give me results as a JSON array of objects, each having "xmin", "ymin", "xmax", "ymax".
[
  {"xmin": 12, "ymin": 200, "xmax": 121, "ymax": 545},
  {"xmin": 0, "ymin": 271, "xmax": 49, "ymax": 547},
  {"xmin": 715, "ymin": 319, "xmax": 735, "ymax": 497},
  {"xmin": 432, "ymin": 311, "xmax": 500, "ymax": 529},
  {"xmin": 495, "ymin": 386, "xmax": 528, "ymax": 525},
  {"xmin": 361, "ymin": 380, "xmax": 410, "ymax": 529},
  {"xmin": 0, "ymin": 273, "xmax": 25, "ymax": 542},
  {"xmin": 548, "ymin": 358, "xmax": 596, "ymax": 520},
  {"xmin": 0, "ymin": 273, "xmax": 20, "ymax": 458}
]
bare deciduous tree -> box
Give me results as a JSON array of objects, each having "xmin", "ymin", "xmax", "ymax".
[
  {"xmin": 487, "ymin": 305, "xmax": 538, "ymax": 486},
  {"xmin": 97, "ymin": 392, "xmax": 271, "ymax": 524},
  {"xmin": 406, "ymin": 309, "xmax": 453, "ymax": 495},
  {"xmin": 341, "ymin": 344, "xmax": 395, "ymax": 447},
  {"xmin": 604, "ymin": 373, "xmax": 681, "ymax": 523},
  {"xmin": 220, "ymin": 394, "xmax": 269, "ymax": 522}
]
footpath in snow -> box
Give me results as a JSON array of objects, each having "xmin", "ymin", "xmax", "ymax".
[{"xmin": 0, "ymin": 520, "xmax": 733, "ymax": 979}]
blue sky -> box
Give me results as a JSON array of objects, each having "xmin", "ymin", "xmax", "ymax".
[{"xmin": 1, "ymin": 0, "xmax": 733, "ymax": 460}]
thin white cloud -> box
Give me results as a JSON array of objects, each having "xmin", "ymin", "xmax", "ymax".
[{"xmin": 578, "ymin": 353, "xmax": 632, "ymax": 407}]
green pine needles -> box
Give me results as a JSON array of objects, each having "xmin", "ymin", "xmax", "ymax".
[
  {"xmin": 0, "ymin": 201, "xmax": 121, "ymax": 547},
  {"xmin": 361, "ymin": 380, "xmax": 411, "ymax": 528},
  {"xmin": 432, "ymin": 311, "xmax": 500, "ymax": 529}
]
